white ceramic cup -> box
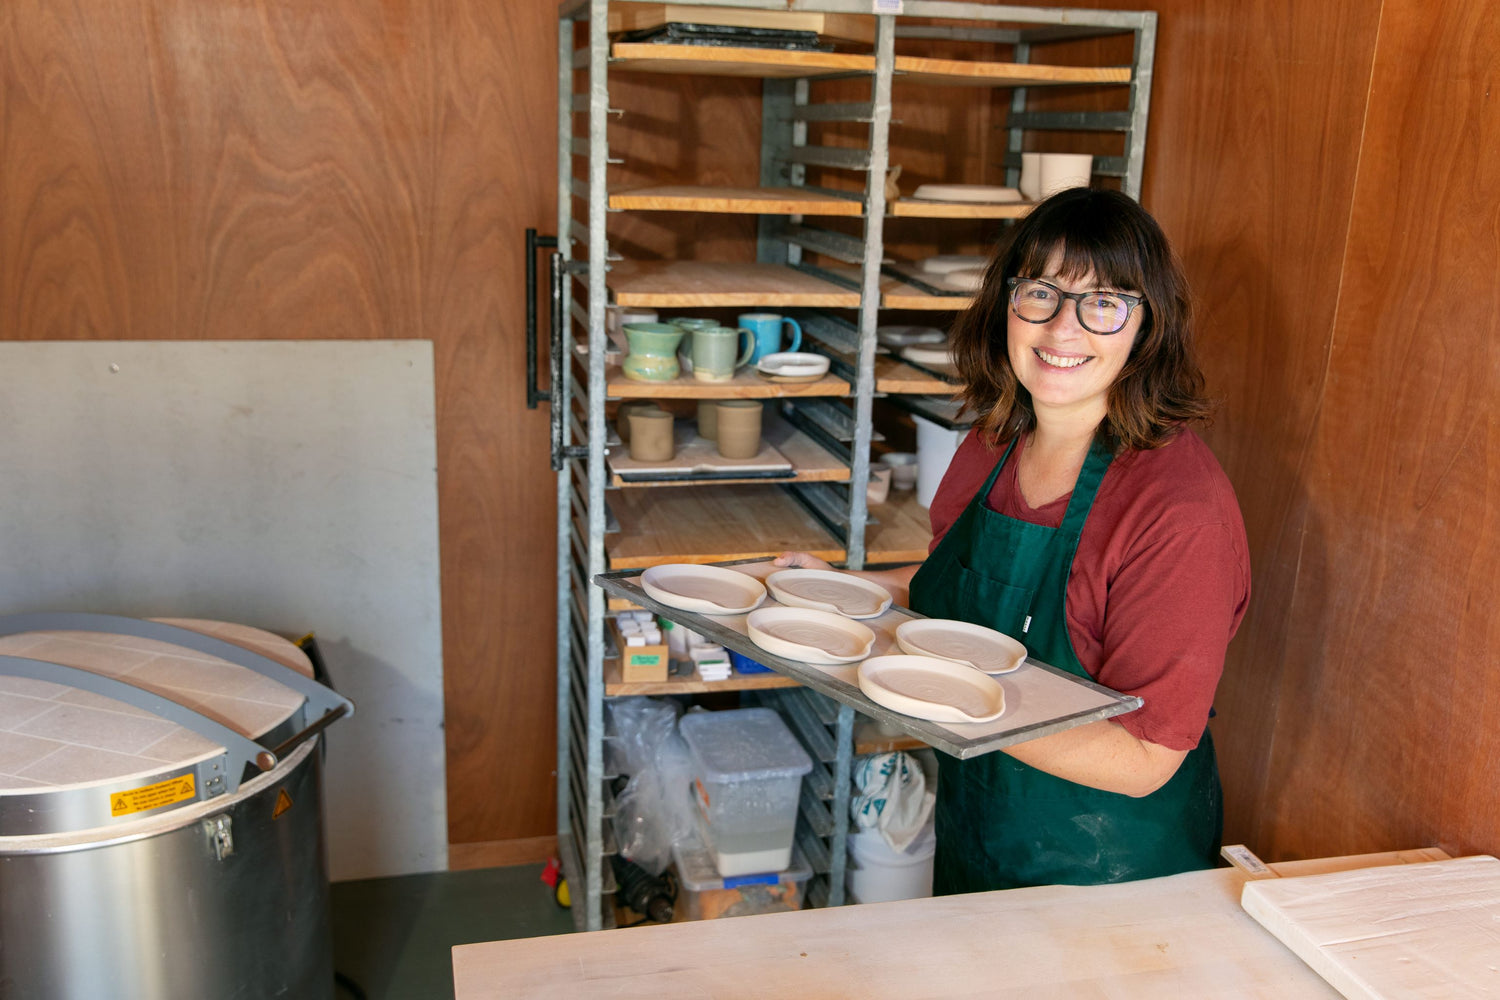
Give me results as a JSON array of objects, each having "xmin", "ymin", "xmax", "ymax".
[
  {"xmin": 1038, "ymin": 153, "xmax": 1093, "ymax": 198},
  {"xmin": 1018, "ymin": 152, "xmax": 1042, "ymax": 201}
]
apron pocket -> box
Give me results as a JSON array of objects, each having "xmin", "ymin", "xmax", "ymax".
[{"xmin": 954, "ymin": 563, "xmax": 1035, "ymax": 639}]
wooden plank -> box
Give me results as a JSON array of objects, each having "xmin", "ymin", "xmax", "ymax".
[
  {"xmin": 606, "ymin": 7, "xmax": 874, "ymax": 45},
  {"xmin": 610, "ymin": 185, "xmax": 864, "ymax": 216},
  {"xmin": 889, "ymin": 198, "xmax": 1034, "ymax": 219},
  {"xmin": 853, "ymin": 716, "xmax": 929, "ymax": 755},
  {"xmin": 820, "ymin": 265, "xmax": 973, "ymax": 312},
  {"xmin": 893, "ymin": 55, "xmax": 1133, "ymax": 88},
  {"xmin": 875, "ymin": 355, "xmax": 958, "ymax": 395},
  {"xmin": 605, "ymin": 486, "xmax": 844, "ymax": 568},
  {"xmin": 456, "ymin": 853, "xmax": 1450, "ymax": 999},
  {"xmin": 863, "ymin": 487, "xmax": 933, "ymax": 565},
  {"xmin": 608, "ymin": 364, "xmax": 850, "ymax": 399},
  {"xmin": 608, "ymin": 414, "xmax": 850, "ymax": 488},
  {"xmin": 611, "ymin": 43, "xmax": 874, "ymax": 80},
  {"xmin": 608, "ymin": 261, "xmax": 862, "ymax": 308},
  {"xmin": 604, "ymin": 656, "xmax": 802, "ymax": 696}
]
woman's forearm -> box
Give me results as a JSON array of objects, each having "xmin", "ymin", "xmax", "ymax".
[{"xmin": 1002, "ymin": 720, "xmax": 1188, "ymax": 797}]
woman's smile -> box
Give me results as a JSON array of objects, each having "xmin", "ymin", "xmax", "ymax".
[{"xmin": 1033, "ymin": 347, "xmax": 1093, "ymax": 370}]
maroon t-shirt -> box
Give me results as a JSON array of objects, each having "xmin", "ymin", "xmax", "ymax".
[{"xmin": 927, "ymin": 428, "xmax": 1251, "ymax": 750}]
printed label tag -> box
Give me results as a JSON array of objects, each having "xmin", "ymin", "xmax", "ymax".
[
  {"xmin": 873, "ymin": 0, "xmax": 903, "ymax": 13},
  {"xmin": 111, "ymin": 773, "xmax": 196, "ymax": 817}
]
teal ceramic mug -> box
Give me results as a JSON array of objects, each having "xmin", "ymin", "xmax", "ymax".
[
  {"xmin": 738, "ymin": 313, "xmax": 803, "ymax": 364},
  {"xmin": 691, "ymin": 326, "xmax": 755, "ymax": 382},
  {"xmin": 621, "ymin": 323, "xmax": 685, "ymax": 382}
]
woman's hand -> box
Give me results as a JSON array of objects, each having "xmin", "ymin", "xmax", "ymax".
[{"xmin": 773, "ymin": 551, "xmax": 834, "ymax": 571}]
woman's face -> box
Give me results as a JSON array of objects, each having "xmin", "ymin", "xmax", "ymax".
[{"xmin": 1006, "ymin": 249, "xmax": 1143, "ymax": 425}]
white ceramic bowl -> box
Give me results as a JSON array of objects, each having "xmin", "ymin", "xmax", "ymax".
[{"xmin": 757, "ymin": 352, "xmax": 830, "ymax": 379}]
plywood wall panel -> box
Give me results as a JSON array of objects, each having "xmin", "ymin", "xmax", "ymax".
[{"xmin": 1255, "ymin": 0, "xmax": 1500, "ymax": 861}]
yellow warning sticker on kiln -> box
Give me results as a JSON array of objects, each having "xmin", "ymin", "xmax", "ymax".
[
  {"xmin": 273, "ymin": 788, "xmax": 293, "ymax": 819},
  {"xmin": 110, "ymin": 774, "xmax": 197, "ymax": 817}
]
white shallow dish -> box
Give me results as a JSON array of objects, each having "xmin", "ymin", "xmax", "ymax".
[
  {"xmin": 640, "ymin": 563, "xmax": 767, "ymax": 615},
  {"xmin": 900, "ymin": 344, "xmax": 954, "ymax": 367},
  {"xmin": 911, "ymin": 184, "xmax": 1023, "ymax": 204},
  {"xmin": 757, "ymin": 352, "xmax": 829, "ymax": 379},
  {"xmin": 858, "ymin": 654, "xmax": 1007, "ymax": 723},
  {"xmin": 766, "ymin": 569, "xmax": 892, "ymax": 619},
  {"xmin": 918, "ymin": 254, "xmax": 988, "ymax": 275},
  {"xmin": 937, "ymin": 267, "xmax": 985, "ymax": 292},
  {"xmin": 876, "ymin": 325, "xmax": 947, "ymax": 348},
  {"xmin": 746, "ymin": 607, "xmax": 875, "ymax": 664},
  {"xmin": 896, "ymin": 619, "xmax": 1027, "ymax": 674}
]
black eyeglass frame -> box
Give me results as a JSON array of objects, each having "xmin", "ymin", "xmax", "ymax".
[{"xmin": 1005, "ymin": 277, "xmax": 1147, "ymax": 335}]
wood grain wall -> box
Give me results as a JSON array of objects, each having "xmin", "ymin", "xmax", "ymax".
[{"xmin": 6, "ymin": 0, "xmax": 1495, "ymax": 867}]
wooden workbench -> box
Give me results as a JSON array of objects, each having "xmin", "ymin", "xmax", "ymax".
[{"xmin": 453, "ymin": 849, "xmax": 1448, "ymax": 998}]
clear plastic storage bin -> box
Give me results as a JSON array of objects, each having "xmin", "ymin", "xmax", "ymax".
[
  {"xmin": 678, "ymin": 708, "xmax": 813, "ymax": 877},
  {"xmin": 672, "ymin": 834, "xmax": 811, "ymax": 920}
]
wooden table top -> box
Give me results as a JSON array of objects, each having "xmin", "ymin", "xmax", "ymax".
[{"xmin": 452, "ymin": 848, "xmax": 1448, "ymax": 999}]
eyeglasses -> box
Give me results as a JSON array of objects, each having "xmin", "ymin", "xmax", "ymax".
[{"xmin": 1006, "ymin": 277, "xmax": 1146, "ymax": 335}]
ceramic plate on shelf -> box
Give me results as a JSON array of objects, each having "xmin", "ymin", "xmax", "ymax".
[
  {"xmin": 757, "ymin": 352, "xmax": 830, "ymax": 379},
  {"xmin": 900, "ymin": 344, "xmax": 954, "ymax": 367},
  {"xmin": 766, "ymin": 570, "xmax": 892, "ymax": 620},
  {"xmin": 858, "ymin": 654, "xmax": 1007, "ymax": 723},
  {"xmin": 876, "ymin": 325, "xmax": 947, "ymax": 348},
  {"xmin": 640, "ymin": 564, "xmax": 767, "ymax": 616},
  {"xmin": 895, "ymin": 619, "xmax": 1026, "ymax": 675},
  {"xmin": 917, "ymin": 255, "xmax": 988, "ymax": 275},
  {"xmin": 911, "ymin": 184, "xmax": 1023, "ymax": 204},
  {"xmin": 746, "ymin": 607, "xmax": 875, "ymax": 664}
]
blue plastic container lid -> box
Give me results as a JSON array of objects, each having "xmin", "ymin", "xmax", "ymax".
[
  {"xmin": 679, "ymin": 707, "xmax": 812, "ymax": 783},
  {"xmin": 727, "ymin": 649, "xmax": 773, "ymax": 674}
]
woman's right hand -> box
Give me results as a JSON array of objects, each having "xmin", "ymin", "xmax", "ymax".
[{"xmin": 773, "ymin": 551, "xmax": 834, "ymax": 571}]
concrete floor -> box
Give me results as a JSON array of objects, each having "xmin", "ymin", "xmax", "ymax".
[{"xmin": 331, "ymin": 863, "xmax": 576, "ymax": 1000}]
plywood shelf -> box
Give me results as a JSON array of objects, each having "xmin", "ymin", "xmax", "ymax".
[
  {"xmin": 609, "ymin": 185, "xmax": 864, "ymax": 217},
  {"xmin": 603, "ymin": 657, "xmax": 803, "ymax": 696},
  {"xmin": 605, "ymin": 7, "xmax": 874, "ymax": 45},
  {"xmin": 821, "ymin": 265, "xmax": 974, "ymax": 312},
  {"xmin": 610, "ymin": 43, "xmax": 874, "ymax": 79},
  {"xmin": 864, "ymin": 488, "xmax": 933, "ymax": 565},
  {"xmin": 876, "ymin": 355, "xmax": 959, "ymax": 395},
  {"xmin": 893, "ymin": 55, "xmax": 1132, "ymax": 88},
  {"xmin": 889, "ymin": 198, "xmax": 1034, "ymax": 219},
  {"xmin": 608, "ymin": 261, "xmax": 862, "ymax": 309},
  {"xmin": 608, "ymin": 416, "xmax": 850, "ymax": 488},
  {"xmin": 606, "ymin": 485, "xmax": 845, "ymax": 569},
  {"xmin": 608, "ymin": 364, "xmax": 849, "ymax": 399}
]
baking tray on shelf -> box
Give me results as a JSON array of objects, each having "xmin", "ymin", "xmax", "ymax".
[{"xmin": 594, "ymin": 559, "xmax": 1140, "ymax": 759}]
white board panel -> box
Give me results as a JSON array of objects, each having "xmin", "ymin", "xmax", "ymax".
[{"xmin": 0, "ymin": 340, "xmax": 445, "ymax": 880}]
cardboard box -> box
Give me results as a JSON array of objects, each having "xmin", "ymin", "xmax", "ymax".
[{"xmin": 613, "ymin": 620, "xmax": 668, "ymax": 683}]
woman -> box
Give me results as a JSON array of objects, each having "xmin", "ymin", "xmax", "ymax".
[{"xmin": 777, "ymin": 187, "xmax": 1250, "ymax": 892}]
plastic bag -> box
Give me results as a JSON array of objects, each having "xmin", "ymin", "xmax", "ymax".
[
  {"xmin": 606, "ymin": 697, "xmax": 696, "ymax": 876},
  {"xmin": 850, "ymin": 751, "xmax": 936, "ymax": 853}
]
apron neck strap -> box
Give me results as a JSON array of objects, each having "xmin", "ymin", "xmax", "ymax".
[{"xmin": 1060, "ymin": 438, "xmax": 1113, "ymax": 533}]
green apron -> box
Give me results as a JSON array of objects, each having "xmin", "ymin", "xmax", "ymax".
[{"xmin": 909, "ymin": 436, "xmax": 1222, "ymax": 893}]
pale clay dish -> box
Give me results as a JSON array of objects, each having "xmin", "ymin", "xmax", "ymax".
[{"xmin": 765, "ymin": 570, "xmax": 892, "ymax": 619}]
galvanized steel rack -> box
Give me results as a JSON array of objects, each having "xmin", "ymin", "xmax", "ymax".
[{"xmin": 549, "ymin": 0, "xmax": 1157, "ymax": 932}]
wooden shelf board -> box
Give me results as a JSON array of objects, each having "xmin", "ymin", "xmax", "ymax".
[
  {"xmin": 893, "ymin": 56, "xmax": 1133, "ymax": 88},
  {"xmin": 876, "ymin": 355, "xmax": 959, "ymax": 395},
  {"xmin": 822, "ymin": 264, "xmax": 974, "ymax": 312},
  {"xmin": 604, "ymin": 657, "xmax": 803, "ymax": 697},
  {"xmin": 890, "ymin": 198, "xmax": 1034, "ymax": 219},
  {"xmin": 610, "ymin": 185, "xmax": 864, "ymax": 217},
  {"xmin": 611, "ymin": 43, "xmax": 874, "ymax": 79},
  {"xmin": 606, "ymin": 7, "xmax": 874, "ymax": 45},
  {"xmin": 864, "ymin": 487, "xmax": 933, "ymax": 565},
  {"xmin": 608, "ymin": 364, "xmax": 849, "ymax": 399},
  {"xmin": 609, "ymin": 260, "xmax": 863, "ymax": 308},
  {"xmin": 609, "ymin": 415, "xmax": 850, "ymax": 488},
  {"xmin": 606, "ymin": 484, "xmax": 844, "ymax": 568},
  {"xmin": 854, "ymin": 716, "xmax": 930, "ymax": 755}
]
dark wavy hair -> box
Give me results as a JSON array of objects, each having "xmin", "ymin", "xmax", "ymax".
[{"xmin": 949, "ymin": 187, "xmax": 1212, "ymax": 451}]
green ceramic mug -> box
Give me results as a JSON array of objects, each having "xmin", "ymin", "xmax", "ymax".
[{"xmin": 690, "ymin": 326, "xmax": 755, "ymax": 382}]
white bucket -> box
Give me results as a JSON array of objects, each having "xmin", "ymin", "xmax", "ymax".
[
  {"xmin": 914, "ymin": 415, "xmax": 967, "ymax": 509},
  {"xmin": 846, "ymin": 822, "xmax": 937, "ymax": 904}
]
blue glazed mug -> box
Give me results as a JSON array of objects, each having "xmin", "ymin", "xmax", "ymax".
[{"xmin": 738, "ymin": 313, "xmax": 803, "ymax": 364}]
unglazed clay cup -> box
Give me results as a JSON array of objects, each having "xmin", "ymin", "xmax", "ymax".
[
  {"xmin": 697, "ymin": 400, "xmax": 718, "ymax": 441},
  {"xmin": 714, "ymin": 400, "xmax": 762, "ymax": 459},
  {"xmin": 1038, "ymin": 153, "xmax": 1093, "ymax": 197},
  {"xmin": 1018, "ymin": 152, "xmax": 1042, "ymax": 201},
  {"xmin": 866, "ymin": 462, "xmax": 893, "ymax": 505},
  {"xmin": 616, "ymin": 399, "xmax": 663, "ymax": 443},
  {"xmin": 627, "ymin": 408, "xmax": 675, "ymax": 462},
  {"xmin": 885, "ymin": 451, "xmax": 918, "ymax": 490}
]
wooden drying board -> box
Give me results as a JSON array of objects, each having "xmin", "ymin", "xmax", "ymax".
[
  {"xmin": 609, "ymin": 185, "xmax": 864, "ymax": 217},
  {"xmin": 607, "ymin": 261, "xmax": 862, "ymax": 308},
  {"xmin": 607, "ymin": 364, "xmax": 849, "ymax": 399},
  {"xmin": 605, "ymin": 485, "xmax": 844, "ymax": 568},
  {"xmin": 594, "ymin": 560, "xmax": 1139, "ymax": 759},
  {"xmin": 605, "ymin": 7, "xmax": 874, "ymax": 45},
  {"xmin": 607, "ymin": 414, "xmax": 849, "ymax": 487},
  {"xmin": 820, "ymin": 264, "xmax": 973, "ymax": 311},
  {"xmin": 610, "ymin": 43, "xmax": 874, "ymax": 79},
  {"xmin": 889, "ymin": 198, "xmax": 1034, "ymax": 219},
  {"xmin": 453, "ymin": 850, "xmax": 1444, "ymax": 1000},
  {"xmin": 893, "ymin": 55, "xmax": 1134, "ymax": 88},
  {"xmin": 863, "ymin": 487, "xmax": 935, "ymax": 564},
  {"xmin": 875, "ymin": 355, "xmax": 958, "ymax": 395}
]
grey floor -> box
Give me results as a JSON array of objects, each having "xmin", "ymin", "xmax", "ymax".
[{"xmin": 331, "ymin": 863, "xmax": 577, "ymax": 1000}]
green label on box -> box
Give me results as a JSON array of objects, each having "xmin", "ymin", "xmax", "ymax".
[{"xmin": 628, "ymin": 653, "xmax": 663, "ymax": 667}]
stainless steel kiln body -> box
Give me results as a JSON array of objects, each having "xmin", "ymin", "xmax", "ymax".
[{"xmin": 0, "ymin": 740, "xmax": 332, "ymax": 1000}]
